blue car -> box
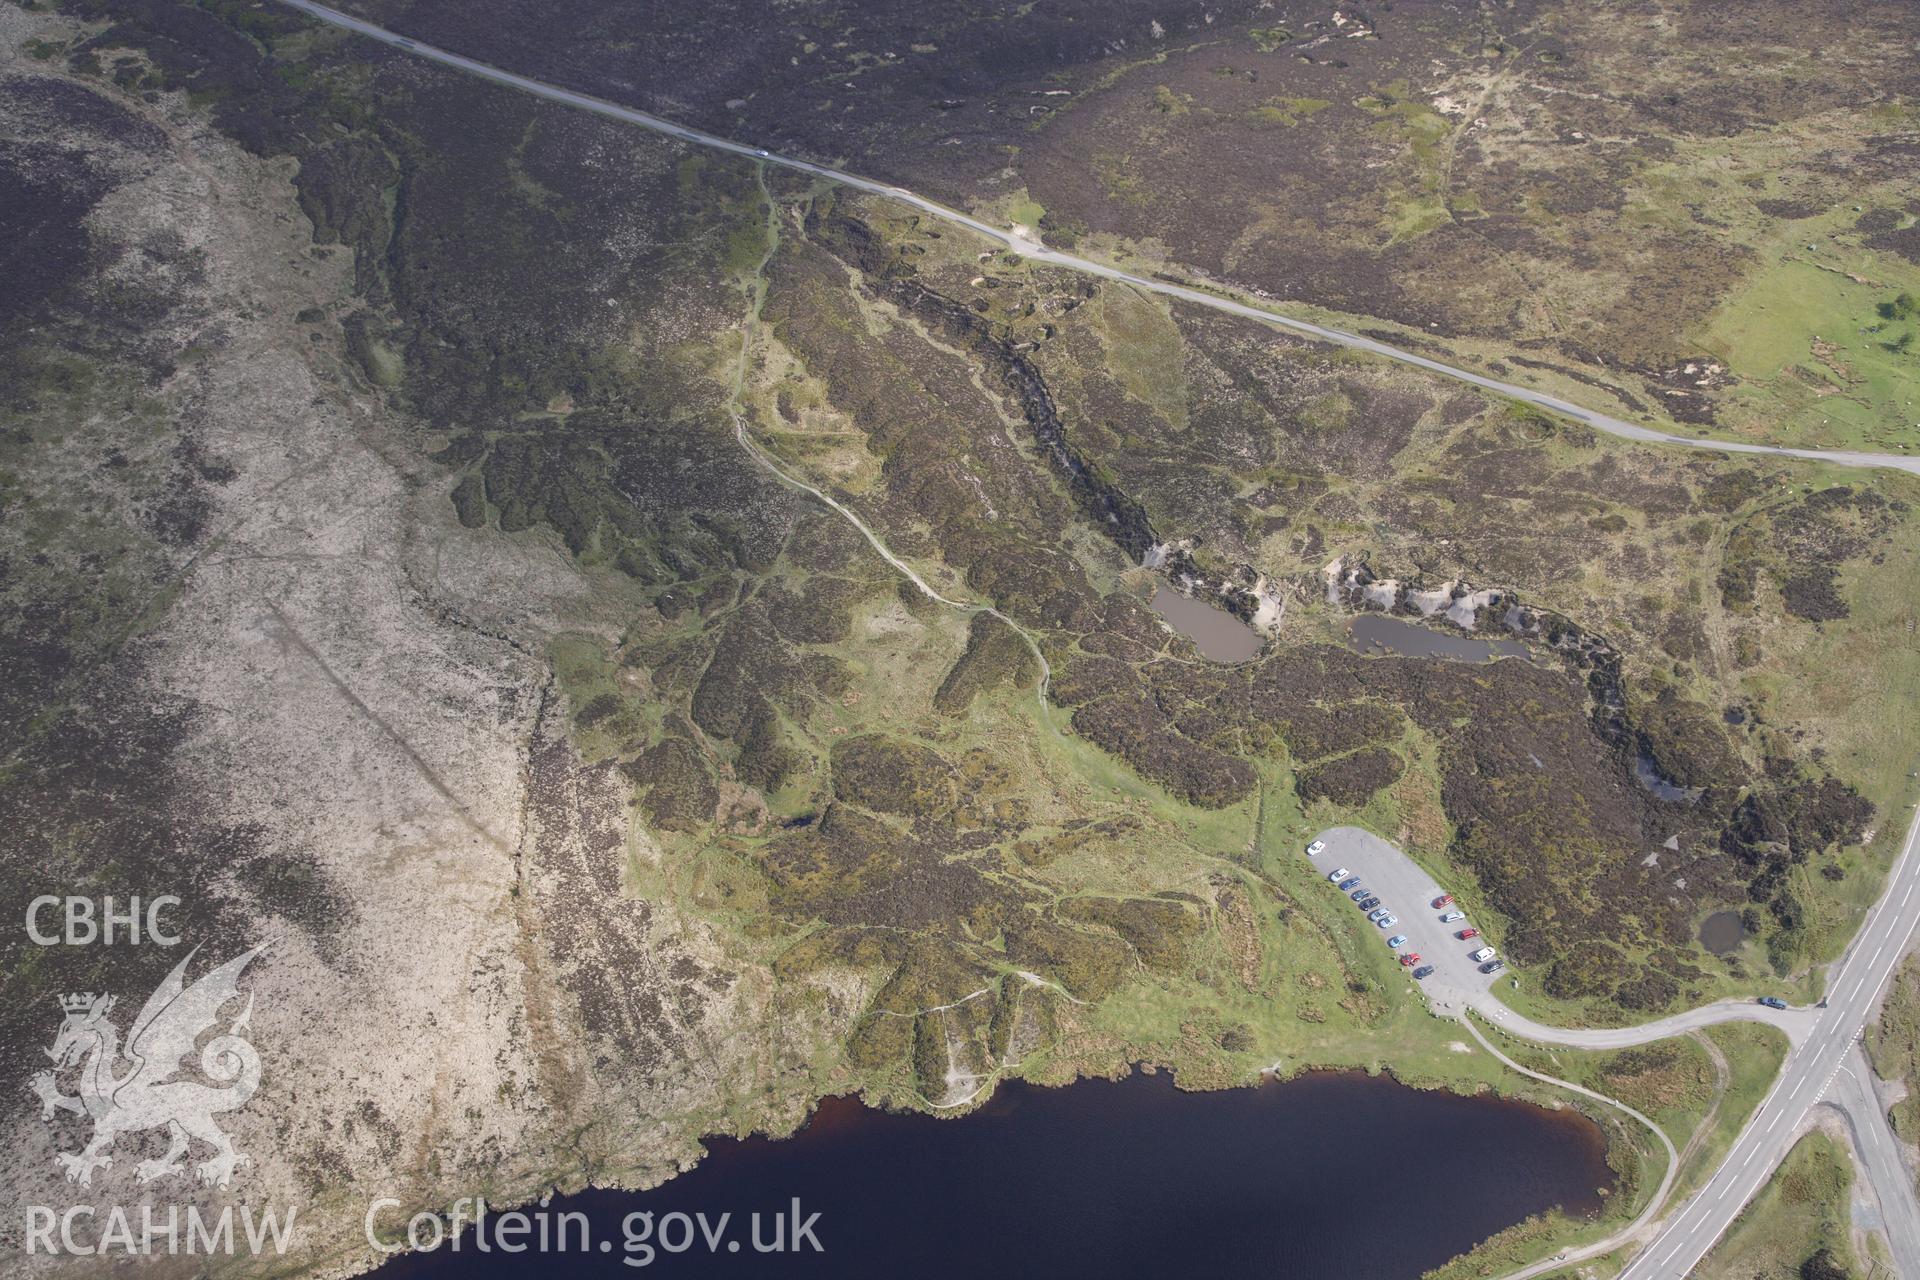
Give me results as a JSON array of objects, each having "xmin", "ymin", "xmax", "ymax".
[
  {"xmin": 1349, "ymin": 887, "xmax": 1370, "ymax": 901},
  {"xmin": 1758, "ymin": 996, "xmax": 1788, "ymax": 1010},
  {"xmin": 1386, "ymin": 935, "xmax": 1408, "ymax": 949},
  {"xmin": 1338, "ymin": 877, "xmax": 1362, "ymax": 892},
  {"xmin": 1412, "ymin": 965, "xmax": 1434, "ymax": 980},
  {"xmin": 1359, "ymin": 897, "xmax": 1381, "ymax": 912}
]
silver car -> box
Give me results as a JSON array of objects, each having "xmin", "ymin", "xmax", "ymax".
[{"xmin": 1376, "ymin": 914, "xmax": 1398, "ymax": 929}]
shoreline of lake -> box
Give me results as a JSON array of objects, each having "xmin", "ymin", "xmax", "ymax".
[{"xmin": 372, "ymin": 1066, "xmax": 1614, "ymax": 1279}]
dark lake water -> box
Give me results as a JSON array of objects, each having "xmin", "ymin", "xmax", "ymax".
[
  {"xmin": 375, "ymin": 1069, "xmax": 1611, "ymax": 1280},
  {"xmin": 1348, "ymin": 614, "xmax": 1531, "ymax": 663}
]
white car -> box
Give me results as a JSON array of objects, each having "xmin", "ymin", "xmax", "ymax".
[
  {"xmin": 1470, "ymin": 946, "xmax": 1497, "ymax": 963},
  {"xmin": 1439, "ymin": 910, "xmax": 1465, "ymax": 923},
  {"xmin": 1376, "ymin": 914, "xmax": 1398, "ymax": 929},
  {"xmin": 1305, "ymin": 839, "xmax": 1327, "ymax": 857},
  {"xmin": 1327, "ymin": 868, "xmax": 1350, "ymax": 883}
]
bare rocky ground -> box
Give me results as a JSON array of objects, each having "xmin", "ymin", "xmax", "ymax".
[{"xmin": 0, "ymin": 11, "xmax": 787, "ymax": 1273}]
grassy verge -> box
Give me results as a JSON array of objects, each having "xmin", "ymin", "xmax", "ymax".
[
  {"xmin": 1682, "ymin": 1024, "xmax": 1794, "ymax": 1200},
  {"xmin": 1694, "ymin": 1130, "xmax": 1859, "ymax": 1280},
  {"xmin": 1868, "ymin": 954, "xmax": 1920, "ymax": 1141},
  {"xmin": 1426, "ymin": 1016, "xmax": 1790, "ymax": 1280}
]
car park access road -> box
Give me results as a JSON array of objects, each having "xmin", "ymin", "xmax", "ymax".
[
  {"xmin": 1613, "ymin": 797, "xmax": 1920, "ymax": 1278},
  {"xmin": 1319, "ymin": 805, "xmax": 1920, "ymax": 1279}
]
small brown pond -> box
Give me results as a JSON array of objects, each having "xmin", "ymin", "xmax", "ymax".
[
  {"xmin": 1700, "ymin": 910, "xmax": 1747, "ymax": 955},
  {"xmin": 1151, "ymin": 583, "xmax": 1263, "ymax": 662}
]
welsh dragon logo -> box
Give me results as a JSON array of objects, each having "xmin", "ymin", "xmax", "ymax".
[{"xmin": 31, "ymin": 943, "xmax": 268, "ymax": 1189}]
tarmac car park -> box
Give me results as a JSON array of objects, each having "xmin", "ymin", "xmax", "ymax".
[{"xmin": 1304, "ymin": 829, "xmax": 1510, "ymax": 1010}]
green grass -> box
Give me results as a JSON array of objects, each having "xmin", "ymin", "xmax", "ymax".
[
  {"xmin": 1005, "ymin": 189, "xmax": 1047, "ymax": 233},
  {"xmin": 1430, "ymin": 1019, "xmax": 1789, "ymax": 1280},
  {"xmin": 1683, "ymin": 1024, "xmax": 1792, "ymax": 1195},
  {"xmin": 1247, "ymin": 95, "xmax": 1330, "ymax": 127},
  {"xmin": 628, "ymin": 172, "xmax": 1919, "ymax": 1133},
  {"xmin": 1868, "ymin": 955, "xmax": 1920, "ymax": 1142},
  {"xmin": 1705, "ymin": 239, "xmax": 1920, "ymax": 455},
  {"xmin": 1088, "ymin": 287, "xmax": 1190, "ymax": 429},
  {"xmin": 1695, "ymin": 1130, "xmax": 1859, "ymax": 1279}
]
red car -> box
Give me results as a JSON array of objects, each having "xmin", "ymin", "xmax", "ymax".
[
  {"xmin": 1432, "ymin": 894, "xmax": 1454, "ymax": 909},
  {"xmin": 1399, "ymin": 952, "xmax": 1422, "ymax": 967},
  {"xmin": 1456, "ymin": 928, "xmax": 1479, "ymax": 940}
]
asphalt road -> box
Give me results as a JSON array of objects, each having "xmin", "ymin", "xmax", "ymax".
[
  {"xmin": 1314, "ymin": 809, "xmax": 1920, "ymax": 1279},
  {"xmin": 1613, "ymin": 800, "xmax": 1920, "ymax": 1279},
  {"xmin": 1831, "ymin": 1043, "xmax": 1920, "ymax": 1280},
  {"xmin": 1474, "ymin": 992, "xmax": 1811, "ymax": 1051},
  {"xmin": 273, "ymin": 0, "xmax": 1920, "ymax": 481}
]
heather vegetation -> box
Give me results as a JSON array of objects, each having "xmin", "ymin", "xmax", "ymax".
[
  {"xmin": 339, "ymin": 0, "xmax": 1920, "ymax": 453},
  {"xmin": 3, "ymin": 8, "xmax": 1919, "ymax": 1268},
  {"xmin": 14, "ymin": 0, "xmax": 1918, "ymax": 1091}
]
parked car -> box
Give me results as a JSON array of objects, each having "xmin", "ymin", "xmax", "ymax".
[
  {"xmin": 1758, "ymin": 996, "xmax": 1789, "ymax": 1010},
  {"xmin": 1386, "ymin": 935, "xmax": 1408, "ymax": 949},
  {"xmin": 1432, "ymin": 894, "xmax": 1454, "ymax": 909},
  {"xmin": 1306, "ymin": 840, "xmax": 1327, "ymax": 856},
  {"xmin": 1327, "ymin": 868, "xmax": 1350, "ymax": 883},
  {"xmin": 1367, "ymin": 907, "xmax": 1389, "ymax": 922},
  {"xmin": 1438, "ymin": 910, "xmax": 1465, "ymax": 924},
  {"xmin": 1480, "ymin": 960, "xmax": 1505, "ymax": 975},
  {"xmin": 1339, "ymin": 878, "xmax": 1363, "ymax": 892},
  {"xmin": 1359, "ymin": 897, "xmax": 1381, "ymax": 912},
  {"xmin": 1376, "ymin": 914, "xmax": 1398, "ymax": 928},
  {"xmin": 1412, "ymin": 966, "xmax": 1435, "ymax": 980},
  {"xmin": 1349, "ymin": 886, "xmax": 1371, "ymax": 901},
  {"xmin": 1456, "ymin": 928, "xmax": 1479, "ymax": 941},
  {"xmin": 1469, "ymin": 946, "xmax": 1496, "ymax": 963},
  {"xmin": 1399, "ymin": 952, "xmax": 1421, "ymax": 967}
]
